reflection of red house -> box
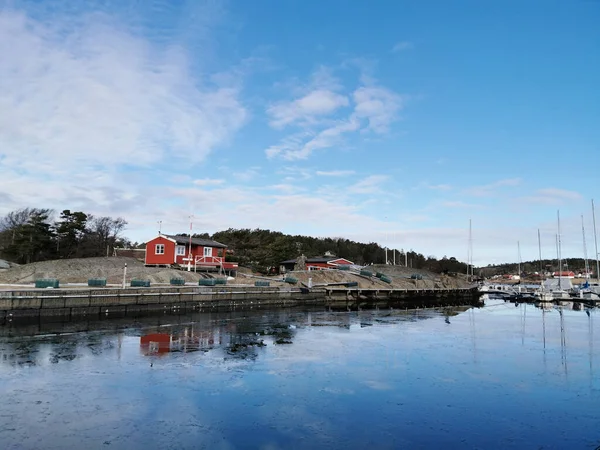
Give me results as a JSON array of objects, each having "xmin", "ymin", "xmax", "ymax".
[
  {"xmin": 140, "ymin": 330, "xmax": 218, "ymax": 355},
  {"xmin": 140, "ymin": 333, "xmax": 173, "ymax": 354},
  {"xmin": 144, "ymin": 234, "xmax": 238, "ymax": 271}
]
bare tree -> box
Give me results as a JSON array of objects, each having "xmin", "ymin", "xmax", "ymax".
[{"xmin": 85, "ymin": 216, "xmax": 128, "ymax": 256}]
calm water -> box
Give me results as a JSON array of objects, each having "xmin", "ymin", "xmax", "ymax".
[{"xmin": 1, "ymin": 300, "xmax": 599, "ymax": 450}]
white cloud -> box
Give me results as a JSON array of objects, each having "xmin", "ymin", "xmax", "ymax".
[
  {"xmin": 412, "ymin": 181, "xmax": 454, "ymax": 192},
  {"xmin": 232, "ymin": 167, "xmax": 261, "ymax": 182},
  {"xmin": 441, "ymin": 201, "xmax": 483, "ymax": 209},
  {"xmin": 310, "ymin": 65, "xmax": 343, "ymax": 92},
  {"xmin": 353, "ymin": 86, "xmax": 403, "ymax": 133},
  {"xmin": 268, "ymin": 184, "xmax": 305, "ymax": 194},
  {"xmin": 315, "ymin": 170, "xmax": 356, "ymax": 177},
  {"xmin": 392, "ymin": 41, "xmax": 414, "ymax": 52},
  {"xmin": 268, "ymin": 90, "xmax": 349, "ymax": 128},
  {"xmin": 281, "ymin": 117, "xmax": 360, "ymax": 160},
  {"xmin": 265, "ymin": 69, "xmax": 404, "ymax": 160},
  {"xmin": 348, "ymin": 175, "xmax": 389, "ymax": 194},
  {"xmin": 265, "ymin": 132, "xmax": 311, "ymax": 159},
  {"xmin": 277, "ymin": 166, "xmax": 313, "ymax": 181},
  {"xmin": 427, "ymin": 184, "xmax": 453, "ymax": 191},
  {"xmin": 232, "ymin": 166, "xmax": 260, "ymax": 182},
  {"xmin": 193, "ymin": 178, "xmax": 225, "ymax": 186},
  {"xmin": 464, "ymin": 178, "xmax": 521, "ymax": 197},
  {"xmin": 0, "ymin": 6, "xmax": 246, "ymax": 218},
  {"xmin": 535, "ymin": 188, "xmax": 582, "ymax": 201},
  {"xmin": 520, "ymin": 188, "xmax": 582, "ymax": 205}
]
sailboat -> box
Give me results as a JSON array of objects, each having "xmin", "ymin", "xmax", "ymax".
[
  {"xmin": 577, "ymin": 213, "xmax": 600, "ymax": 301},
  {"xmin": 589, "ymin": 199, "xmax": 600, "ymax": 296},
  {"xmin": 511, "ymin": 241, "xmax": 536, "ymax": 302}
]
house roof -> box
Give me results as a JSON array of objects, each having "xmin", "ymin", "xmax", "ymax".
[
  {"xmin": 307, "ymin": 257, "xmax": 341, "ymax": 263},
  {"xmin": 163, "ymin": 234, "xmax": 228, "ymax": 248},
  {"xmin": 280, "ymin": 256, "xmax": 353, "ymax": 265}
]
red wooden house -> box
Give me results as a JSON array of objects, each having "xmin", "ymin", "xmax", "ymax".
[{"xmin": 145, "ymin": 234, "xmax": 238, "ymax": 271}]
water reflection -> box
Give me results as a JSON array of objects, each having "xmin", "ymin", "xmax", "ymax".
[{"xmin": 0, "ymin": 302, "xmax": 599, "ymax": 449}]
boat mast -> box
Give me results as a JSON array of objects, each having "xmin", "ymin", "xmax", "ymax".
[
  {"xmin": 582, "ymin": 215, "xmax": 590, "ymax": 281},
  {"xmin": 469, "ymin": 219, "xmax": 473, "ymax": 280},
  {"xmin": 592, "ymin": 199, "xmax": 600, "ymax": 284},
  {"xmin": 517, "ymin": 240, "xmax": 522, "ymax": 293},
  {"xmin": 538, "ymin": 229, "xmax": 543, "ymax": 274},
  {"xmin": 467, "ymin": 218, "xmax": 473, "ymax": 281},
  {"xmin": 557, "ymin": 210, "xmax": 563, "ymax": 290},
  {"xmin": 538, "ymin": 229, "xmax": 544, "ymax": 292}
]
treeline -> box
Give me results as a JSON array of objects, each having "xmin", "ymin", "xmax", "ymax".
[
  {"xmin": 479, "ymin": 258, "xmax": 598, "ymax": 278},
  {"xmin": 0, "ymin": 208, "xmax": 129, "ymax": 264},
  {"xmin": 197, "ymin": 228, "xmax": 470, "ymax": 274},
  {"xmin": 0, "ymin": 209, "xmax": 471, "ymax": 274}
]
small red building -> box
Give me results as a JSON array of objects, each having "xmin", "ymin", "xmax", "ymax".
[
  {"xmin": 306, "ymin": 257, "xmax": 354, "ymax": 270},
  {"xmin": 145, "ymin": 234, "xmax": 238, "ymax": 271},
  {"xmin": 279, "ymin": 255, "xmax": 354, "ymax": 273}
]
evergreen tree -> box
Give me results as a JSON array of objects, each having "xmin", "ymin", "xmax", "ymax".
[
  {"xmin": 4, "ymin": 209, "xmax": 55, "ymax": 264},
  {"xmin": 55, "ymin": 210, "xmax": 89, "ymax": 258}
]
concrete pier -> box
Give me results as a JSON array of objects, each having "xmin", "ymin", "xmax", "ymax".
[
  {"xmin": 324, "ymin": 287, "xmax": 483, "ymax": 310},
  {"xmin": 0, "ymin": 286, "xmax": 324, "ymax": 322},
  {"xmin": 0, "ymin": 286, "xmax": 482, "ymax": 323}
]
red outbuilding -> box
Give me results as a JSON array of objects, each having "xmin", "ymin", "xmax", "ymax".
[
  {"xmin": 144, "ymin": 234, "xmax": 238, "ymax": 271},
  {"xmin": 305, "ymin": 257, "xmax": 354, "ymax": 270},
  {"xmin": 279, "ymin": 255, "xmax": 354, "ymax": 273}
]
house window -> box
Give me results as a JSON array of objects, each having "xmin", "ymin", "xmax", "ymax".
[
  {"xmin": 204, "ymin": 247, "xmax": 212, "ymax": 257},
  {"xmin": 176, "ymin": 245, "xmax": 186, "ymax": 256},
  {"xmin": 155, "ymin": 244, "xmax": 165, "ymax": 255}
]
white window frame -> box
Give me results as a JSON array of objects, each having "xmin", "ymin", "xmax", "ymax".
[
  {"xmin": 176, "ymin": 245, "xmax": 186, "ymax": 256},
  {"xmin": 155, "ymin": 244, "xmax": 165, "ymax": 255},
  {"xmin": 203, "ymin": 247, "xmax": 212, "ymax": 257}
]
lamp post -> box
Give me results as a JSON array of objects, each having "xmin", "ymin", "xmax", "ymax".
[{"xmin": 122, "ymin": 263, "xmax": 127, "ymax": 289}]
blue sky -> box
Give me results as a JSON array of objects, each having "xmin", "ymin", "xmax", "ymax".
[{"xmin": 1, "ymin": 0, "xmax": 599, "ymax": 266}]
